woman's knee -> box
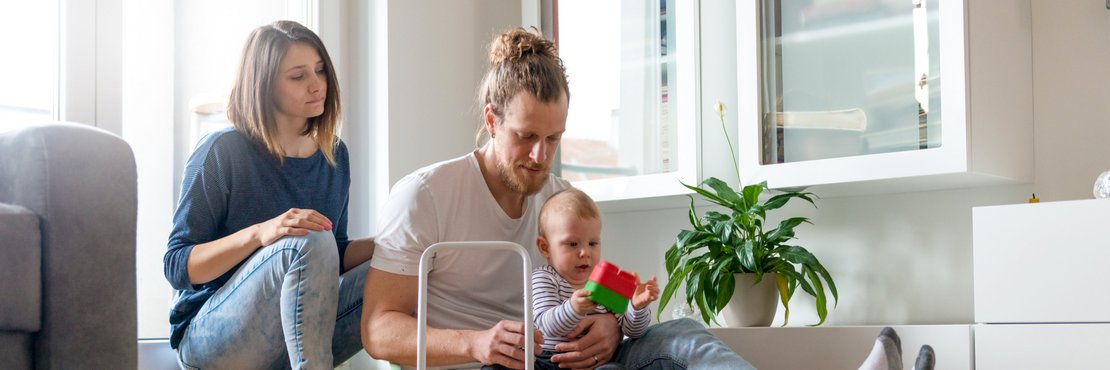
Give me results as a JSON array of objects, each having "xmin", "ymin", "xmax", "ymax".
[{"xmin": 276, "ymin": 231, "xmax": 340, "ymax": 269}]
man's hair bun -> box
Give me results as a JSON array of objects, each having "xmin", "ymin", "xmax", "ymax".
[{"xmin": 489, "ymin": 27, "xmax": 557, "ymax": 66}]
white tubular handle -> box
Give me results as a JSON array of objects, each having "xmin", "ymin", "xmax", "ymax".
[{"xmin": 417, "ymin": 241, "xmax": 534, "ymax": 370}]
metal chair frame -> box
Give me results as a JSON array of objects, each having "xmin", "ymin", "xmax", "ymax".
[{"xmin": 416, "ymin": 241, "xmax": 535, "ymax": 370}]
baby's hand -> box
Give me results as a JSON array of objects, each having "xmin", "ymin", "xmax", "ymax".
[
  {"xmin": 631, "ymin": 275, "xmax": 659, "ymax": 310},
  {"xmin": 571, "ymin": 289, "xmax": 597, "ymax": 315}
]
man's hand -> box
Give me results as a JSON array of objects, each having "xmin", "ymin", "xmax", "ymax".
[
  {"xmin": 550, "ymin": 314, "xmax": 620, "ymax": 369},
  {"xmin": 469, "ymin": 320, "xmax": 544, "ymax": 369}
]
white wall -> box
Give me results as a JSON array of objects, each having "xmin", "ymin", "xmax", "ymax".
[
  {"xmin": 344, "ymin": 0, "xmax": 378, "ymax": 240},
  {"xmin": 381, "ymin": 0, "xmax": 523, "ymax": 188},
  {"xmin": 1031, "ymin": 0, "xmax": 1110, "ymax": 201},
  {"xmin": 600, "ymin": 0, "xmax": 1110, "ymax": 326}
]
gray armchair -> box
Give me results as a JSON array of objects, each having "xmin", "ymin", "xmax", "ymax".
[{"xmin": 0, "ymin": 122, "xmax": 137, "ymax": 369}]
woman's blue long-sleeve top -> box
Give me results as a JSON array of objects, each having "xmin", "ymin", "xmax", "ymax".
[{"xmin": 163, "ymin": 127, "xmax": 350, "ymax": 349}]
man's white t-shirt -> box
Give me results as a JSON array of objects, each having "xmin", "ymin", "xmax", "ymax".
[{"xmin": 371, "ymin": 151, "xmax": 571, "ymax": 334}]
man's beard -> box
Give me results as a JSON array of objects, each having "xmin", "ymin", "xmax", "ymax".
[{"xmin": 497, "ymin": 159, "xmax": 548, "ymax": 195}]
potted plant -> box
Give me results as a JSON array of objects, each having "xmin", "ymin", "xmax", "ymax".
[{"xmin": 657, "ymin": 102, "xmax": 838, "ymax": 327}]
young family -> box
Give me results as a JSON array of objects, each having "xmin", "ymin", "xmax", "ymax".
[{"xmin": 164, "ymin": 21, "xmax": 931, "ymax": 370}]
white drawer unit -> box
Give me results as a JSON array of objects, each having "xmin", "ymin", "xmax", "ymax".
[
  {"xmin": 973, "ymin": 199, "xmax": 1110, "ymax": 323},
  {"xmin": 708, "ymin": 325, "xmax": 973, "ymax": 370},
  {"xmin": 975, "ymin": 324, "xmax": 1110, "ymax": 370}
]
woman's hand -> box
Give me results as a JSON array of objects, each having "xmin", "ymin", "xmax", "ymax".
[{"xmin": 255, "ymin": 208, "xmax": 332, "ymax": 246}]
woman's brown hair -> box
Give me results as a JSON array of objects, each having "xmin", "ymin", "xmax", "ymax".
[
  {"xmin": 475, "ymin": 27, "xmax": 570, "ymax": 146},
  {"xmin": 228, "ymin": 20, "xmax": 342, "ymax": 165}
]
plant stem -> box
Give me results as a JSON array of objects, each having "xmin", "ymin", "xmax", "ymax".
[{"xmin": 718, "ymin": 106, "xmax": 741, "ymax": 185}]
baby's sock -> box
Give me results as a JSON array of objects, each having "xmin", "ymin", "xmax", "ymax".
[
  {"xmin": 858, "ymin": 327, "xmax": 903, "ymax": 370},
  {"xmin": 912, "ymin": 345, "xmax": 935, "ymax": 370}
]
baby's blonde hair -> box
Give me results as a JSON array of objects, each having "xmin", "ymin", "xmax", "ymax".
[{"xmin": 539, "ymin": 188, "xmax": 600, "ymax": 237}]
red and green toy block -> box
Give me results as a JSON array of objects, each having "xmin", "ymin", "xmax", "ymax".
[{"xmin": 584, "ymin": 260, "xmax": 637, "ymax": 314}]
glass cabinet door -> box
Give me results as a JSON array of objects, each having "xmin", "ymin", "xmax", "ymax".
[
  {"xmin": 757, "ymin": 0, "xmax": 941, "ymax": 164},
  {"xmin": 553, "ymin": 0, "xmax": 698, "ymax": 201},
  {"xmin": 738, "ymin": 0, "xmax": 1033, "ymax": 194}
]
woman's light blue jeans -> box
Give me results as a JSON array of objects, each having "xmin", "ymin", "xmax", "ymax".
[{"xmin": 177, "ymin": 231, "xmax": 368, "ymax": 370}]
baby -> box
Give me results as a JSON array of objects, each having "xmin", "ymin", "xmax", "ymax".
[{"xmin": 531, "ymin": 188, "xmax": 659, "ymax": 368}]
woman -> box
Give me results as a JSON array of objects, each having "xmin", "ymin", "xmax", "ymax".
[{"xmin": 164, "ymin": 20, "xmax": 373, "ymax": 370}]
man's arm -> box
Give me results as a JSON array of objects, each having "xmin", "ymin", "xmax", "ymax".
[
  {"xmin": 342, "ymin": 237, "xmax": 374, "ymax": 272},
  {"xmin": 360, "ymin": 267, "xmax": 542, "ymax": 368}
]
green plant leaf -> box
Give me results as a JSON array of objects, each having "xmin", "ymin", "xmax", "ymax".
[
  {"xmin": 765, "ymin": 217, "xmax": 810, "ymax": 244},
  {"xmin": 737, "ymin": 240, "xmax": 756, "ymax": 272},
  {"xmin": 686, "ymin": 262, "xmax": 704, "ymax": 305},
  {"xmin": 674, "ymin": 230, "xmax": 714, "ymax": 255},
  {"xmin": 778, "ymin": 245, "xmax": 817, "ymax": 265},
  {"xmin": 685, "ymin": 196, "xmax": 704, "ymax": 231},
  {"xmin": 805, "ymin": 266, "xmax": 829, "ymax": 326},
  {"xmin": 749, "ymin": 204, "xmax": 767, "ymax": 223},
  {"xmin": 664, "ymin": 245, "xmax": 680, "ymax": 277},
  {"xmin": 796, "ymin": 192, "xmax": 819, "ymax": 207},
  {"xmin": 693, "ymin": 289, "xmax": 715, "ymax": 326},
  {"xmin": 703, "ymin": 177, "xmax": 742, "ymax": 209},
  {"xmin": 793, "ymin": 270, "xmax": 817, "ymax": 298},
  {"xmin": 777, "ymin": 245, "xmax": 837, "ymax": 306},
  {"xmin": 681, "ymin": 181, "xmax": 732, "ymax": 209},
  {"xmin": 740, "ymin": 183, "xmax": 764, "ymax": 211},
  {"xmin": 818, "ymin": 264, "xmax": 839, "ymax": 306},
  {"xmin": 800, "ymin": 254, "xmax": 839, "ymax": 307},
  {"xmin": 763, "ymin": 193, "xmax": 792, "ymax": 211},
  {"xmin": 656, "ymin": 259, "xmax": 691, "ymax": 321},
  {"xmin": 701, "ymin": 268, "xmax": 719, "ymax": 317},
  {"xmin": 712, "ymin": 252, "xmax": 739, "ymax": 276},
  {"xmin": 715, "ymin": 272, "xmax": 735, "ymax": 312}
]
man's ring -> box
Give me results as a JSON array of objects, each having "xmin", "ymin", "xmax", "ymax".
[{"xmin": 593, "ymin": 355, "xmax": 599, "ymax": 363}]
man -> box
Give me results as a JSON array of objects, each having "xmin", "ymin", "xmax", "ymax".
[{"xmin": 361, "ymin": 28, "xmax": 754, "ymax": 370}]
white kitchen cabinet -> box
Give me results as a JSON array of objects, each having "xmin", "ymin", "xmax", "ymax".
[
  {"xmin": 975, "ymin": 324, "xmax": 1110, "ymax": 370},
  {"xmin": 708, "ymin": 325, "xmax": 973, "ymax": 370},
  {"xmin": 973, "ymin": 199, "xmax": 1110, "ymax": 369},
  {"xmin": 736, "ymin": 0, "xmax": 1033, "ymax": 196}
]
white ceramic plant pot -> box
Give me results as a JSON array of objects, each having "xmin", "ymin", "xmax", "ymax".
[{"xmin": 718, "ymin": 273, "xmax": 778, "ymax": 327}]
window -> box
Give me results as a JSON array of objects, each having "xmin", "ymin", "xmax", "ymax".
[
  {"xmin": 556, "ymin": 0, "xmax": 678, "ymax": 182},
  {"xmin": 0, "ymin": 1, "xmax": 59, "ymax": 132},
  {"xmin": 550, "ymin": 0, "xmax": 699, "ymax": 202}
]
